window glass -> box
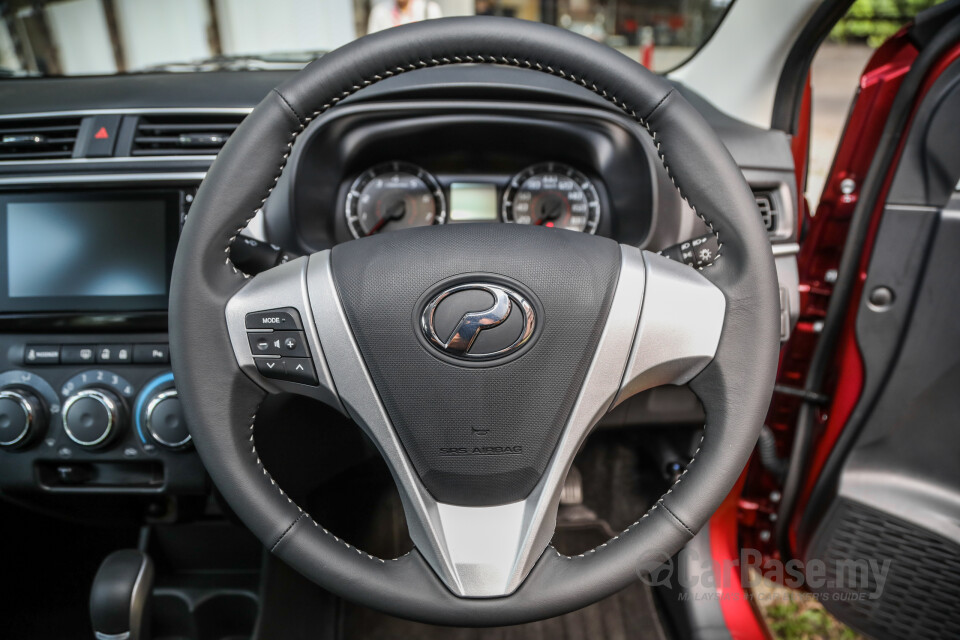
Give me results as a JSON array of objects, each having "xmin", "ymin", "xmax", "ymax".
[{"xmin": 0, "ymin": 0, "xmax": 734, "ymax": 77}]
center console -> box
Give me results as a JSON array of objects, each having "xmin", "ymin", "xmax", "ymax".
[{"xmin": 0, "ymin": 185, "xmax": 207, "ymax": 497}]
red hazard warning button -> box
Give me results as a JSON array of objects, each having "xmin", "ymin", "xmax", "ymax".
[{"xmin": 84, "ymin": 115, "xmax": 121, "ymax": 157}]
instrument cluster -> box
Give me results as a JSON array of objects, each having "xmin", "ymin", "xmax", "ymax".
[
  {"xmin": 343, "ymin": 160, "xmax": 603, "ymax": 239},
  {"xmin": 284, "ymin": 102, "xmax": 662, "ymax": 251}
]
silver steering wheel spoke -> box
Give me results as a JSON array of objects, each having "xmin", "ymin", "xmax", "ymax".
[
  {"xmin": 614, "ymin": 250, "xmax": 727, "ymax": 407},
  {"xmin": 225, "ymin": 257, "xmax": 342, "ymax": 412},
  {"xmin": 300, "ymin": 246, "xmax": 677, "ymax": 598},
  {"xmin": 226, "ymin": 246, "xmax": 724, "ymax": 599}
]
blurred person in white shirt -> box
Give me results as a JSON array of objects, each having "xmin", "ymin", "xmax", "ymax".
[{"xmin": 367, "ymin": 0, "xmax": 443, "ymax": 33}]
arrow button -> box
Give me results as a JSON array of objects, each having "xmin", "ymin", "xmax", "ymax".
[
  {"xmin": 276, "ymin": 357, "xmax": 318, "ymax": 385},
  {"xmin": 253, "ymin": 356, "xmax": 317, "ymax": 385},
  {"xmin": 255, "ymin": 357, "xmax": 286, "ymax": 379}
]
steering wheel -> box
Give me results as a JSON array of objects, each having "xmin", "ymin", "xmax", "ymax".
[{"xmin": 170, "ymin": 17, "xmax": 779, "ymax": 626}]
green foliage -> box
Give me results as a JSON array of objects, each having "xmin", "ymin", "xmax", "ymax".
[
  {"xmin": 831, "ymin": 0, "xmax": 942, "ymax": 47},
  {"xmin": 766, "ymin": 600, "xmax": 861, "ymax": 640}
]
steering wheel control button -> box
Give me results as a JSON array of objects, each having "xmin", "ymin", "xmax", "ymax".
[
  {"xmin": 245, "ymin": 308, "xmax": 303, "ymax": 331},
  {"xmin": 247, "ymin": 331, "xmax": 309, "ymax": 357},
  {"xmin": 278, "ymin": 358, "xmax": 318, "ymax": 385},
  {"xmin": 254, "ymin": 357, "xmax": 318, "ymax": 385},
  {"xmin": 255, "ymin": 358, "xmax": 285, "ymax": 377},
  {"xmin": 24, "ymin": 345, "xmax": 60, "ymax": 365},
  {"xmin": 145, "ymin": 389, "xmax": 191, "ymax": 449},
  {"xmin": 133, "ymin": 344, "xmax": 170, "ymax": 364},
  {"xmin": 61, "ymin": 345, "xmax": 97, "ymax": 365},
  {"xmin": 62, "ymin": 389, "xmax": 122, "ymax": 449},
  {"xmin": 0, "ymin": 389, "xmax": 46, "ymax": 448},
  {"xmin": 658, "ymin": 233, "xmax": 721, "ymax": 270},
  {"xmin": 245, "ymin": 308, "xmax": 316, "ymax": 384}
]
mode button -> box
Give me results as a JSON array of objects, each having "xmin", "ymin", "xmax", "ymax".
[{"xmin": 245, "ymin": 308, "xmax": 303, "ymax": 331}]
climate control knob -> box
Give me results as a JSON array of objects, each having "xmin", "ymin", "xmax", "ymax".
[
  {"xmin": 0, "ymin": 388, "xmax": 47, "ymax": 449},
  {"xmin": 144, "ymin": 389, "xmax": 191, "ymax": 449},
  {"xmin": 62, "ymin": 389, "xmax": 123, "ymax": 449}
]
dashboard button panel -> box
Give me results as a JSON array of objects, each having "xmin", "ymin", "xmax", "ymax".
[
  {"xmin": 21, "ymin": 342, "xmax": 169, "ymax": 366},
  {"xmin": 0, "ymin": 333, "xmax": 206, "ymax": 495}
]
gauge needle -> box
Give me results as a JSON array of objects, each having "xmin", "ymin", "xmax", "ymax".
[
  {"xmin": 366, "ymin": 199, "xmax": 407, "ymax": 236},
  {"xmin": 536, "ymin": 196, "xmax": 564, "ymax": 225}
]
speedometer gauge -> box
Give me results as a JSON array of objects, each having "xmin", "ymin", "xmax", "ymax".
[
  {"xmin": 501, "ymin": 163, "xmax": 600, "ymax": 233},
  {"xmin": 345, "ymin": 162, "xmax": 446, "ymax": 238}
]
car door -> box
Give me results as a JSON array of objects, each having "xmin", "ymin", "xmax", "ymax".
[{"xmin": 772, "ymin": 3, "xmax": 960, "ymax": 638}]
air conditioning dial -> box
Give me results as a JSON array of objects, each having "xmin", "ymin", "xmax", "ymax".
[
  {"xmin": 62, "ymin": 388, "xmax": 124, "ymax": 449},
  {"xmin": 134, "ymin": 373, "xmax": 191, "ymax": 451},
  {"xmin": 144, "ymin": 389, "xmax": 190, "ymax": 449},
  {"xmin": 0, "ymin": 388, "xmax": 48, "ymax": 449}
]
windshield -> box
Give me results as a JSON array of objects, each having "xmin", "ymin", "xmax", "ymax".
[{"xmin": 0, "ymin": 0, "xmax": 732, "ymax": 77}]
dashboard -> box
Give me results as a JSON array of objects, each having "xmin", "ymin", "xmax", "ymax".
[{"xmin": 0, "ymin": 67, "xmax": 800, "ymax": 518}]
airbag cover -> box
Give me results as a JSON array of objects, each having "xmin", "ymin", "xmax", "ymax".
[{"xmin": 330, "ymin": 223, "xmax": 620, "ymax": 505}]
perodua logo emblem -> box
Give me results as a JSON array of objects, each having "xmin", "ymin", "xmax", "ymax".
[{"xmin": 421, "ymin": 283, "xmax": 536, "ymax": 360}]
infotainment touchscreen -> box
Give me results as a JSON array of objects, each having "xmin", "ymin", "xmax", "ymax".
[{"xmin": 0, "ymin": 191, "xmax": 178, "ymax": 313}]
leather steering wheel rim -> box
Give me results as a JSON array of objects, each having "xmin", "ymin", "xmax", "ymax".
[{"xmin": 170, "ymin": 16, "xmax": 780, "ymax": 626}]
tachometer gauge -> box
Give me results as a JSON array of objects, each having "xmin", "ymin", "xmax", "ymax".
[
  {"xmin": 345, "ymin": 162, "xmax": 446, "ymax": 238},
  {"xmin": 501, "ymin": 163, "xmax": 600, "ymax": 233}
]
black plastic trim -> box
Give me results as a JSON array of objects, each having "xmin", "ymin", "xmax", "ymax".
[
  {"xmin": 771, "ymin": 0, "xmax": 855, "ymax": 134},
  {"xmin": 0, "ymin": 311, "xmax": 167, "ymax": 332}
]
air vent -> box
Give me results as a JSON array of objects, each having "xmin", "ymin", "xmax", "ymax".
[
  {"xmin": 0, "ymin": 117, "xmax": 81, "ymax": 160},
  {"xmin": 754, "ymin": 191, "xmax": 779, "ymax": 233},
  {"xmin": 131, "ymin": 114, "xmax": 246, "ymax": 156}
]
